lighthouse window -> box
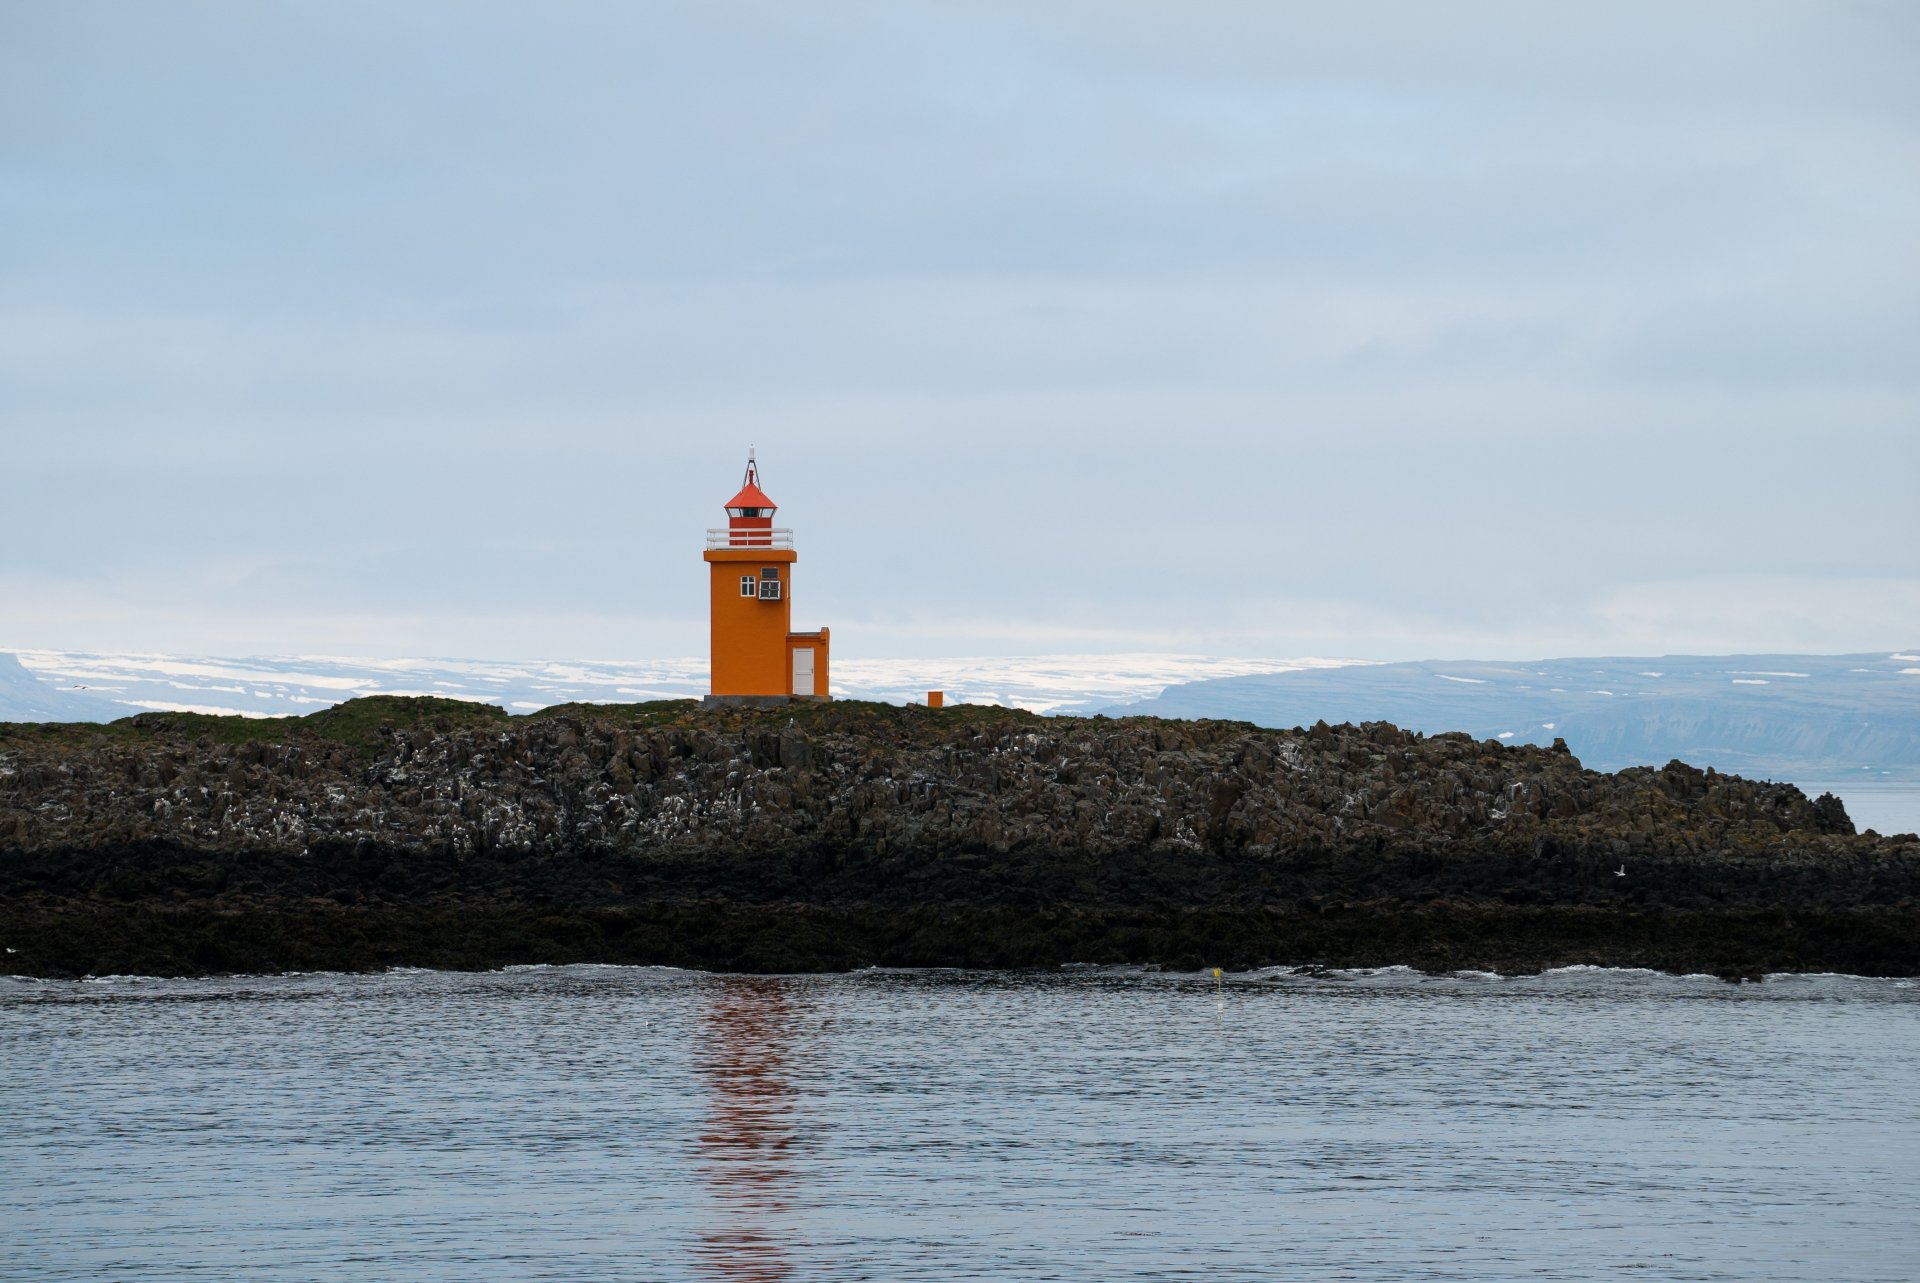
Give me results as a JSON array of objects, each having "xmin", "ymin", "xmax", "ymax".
[
  {"xmin": 739, "ymin": 576, "xmax": 757, "ymax": 597},
  {"xmin": 759, "ymin": 567, "xmax": 780, "ymax": 579}
]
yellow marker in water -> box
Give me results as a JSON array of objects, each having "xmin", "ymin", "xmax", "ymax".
[{"xmin": 1213, "ymin": 967, "xmax": 1223, "ymax": 1003}]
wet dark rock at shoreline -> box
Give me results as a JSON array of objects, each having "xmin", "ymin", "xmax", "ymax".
[{"xmin": 3, "ymin": 697, "xmax": 1915, "ymax": 978}]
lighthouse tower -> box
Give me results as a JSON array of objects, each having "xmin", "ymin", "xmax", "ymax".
[{"xmin": 702, "ymin": 451, "xmax": 831, "ymax": 702}]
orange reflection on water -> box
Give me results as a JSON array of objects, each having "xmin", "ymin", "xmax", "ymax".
[{"xmin": 694, "ymin": 977, "xmax": 804, "ymax": 1282}]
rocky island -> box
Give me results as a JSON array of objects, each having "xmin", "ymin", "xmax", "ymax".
[{"xmin": 2, "ymin": 697, "xmax": 1915, "ymax": 979}]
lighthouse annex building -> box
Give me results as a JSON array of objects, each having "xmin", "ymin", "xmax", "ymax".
[{"xmin": 702, "ymin": 453, "xmax": 831, "ymax": 702}]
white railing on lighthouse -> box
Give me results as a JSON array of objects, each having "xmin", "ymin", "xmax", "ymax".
[{"xmin": 706, "ymin": 528, "xmax": 795, "ymax": 550}]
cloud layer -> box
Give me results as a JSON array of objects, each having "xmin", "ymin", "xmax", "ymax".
[{"xmin": 4, "ymin": 1, "xmax": 1916, "ymax": 658}]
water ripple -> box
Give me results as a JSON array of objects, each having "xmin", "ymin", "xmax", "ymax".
[{"xmin": 3, "ymin": 967, "xmax": 1916, "ymax": 1280}]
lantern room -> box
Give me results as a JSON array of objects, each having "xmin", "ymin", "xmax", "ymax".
[
  {"xmin": 702, "ymin": 451, "xmax": 831, "ymax": 702},
  {"xmin": 721, "ymin": 465, "xmax": 778, "ymax": 547}
]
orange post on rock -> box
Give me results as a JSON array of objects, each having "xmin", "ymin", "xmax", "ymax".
[
  {"xmin": 927, "ymin": 691, "xmax": 944, "ymax": 709},
  {"xmin": 702, "ymin": 450, "xmax": 831, "ymax": 703}
]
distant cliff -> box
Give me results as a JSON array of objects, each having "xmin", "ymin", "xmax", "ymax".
[
  {"xmin": 3, "ymin": 698, "xmax": 1916, "ymax": 978},
  {"xmin": 0, "ymin": 653, "xmax": 124, "ymax": 724},
  {"xmin": 1112, "ymin": 651, "xmax": 1920, "ymax": 779}
]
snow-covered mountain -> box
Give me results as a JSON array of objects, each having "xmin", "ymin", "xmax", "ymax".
[
  {"xmin": 1114, "ymin": 651, "xmax": 1920, "ymax": 781},
  {"xmin": 0, "ymin": 654, "xmax": 127, "ymax": 723},
  {"xmin": 0, "ymin": 649, "xmax": 1361, "ymax": 723}
]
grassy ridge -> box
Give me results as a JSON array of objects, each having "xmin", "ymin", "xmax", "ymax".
[{"xmin": 0, "ymin": 694, "xmax": 1034, "ymax": 753}]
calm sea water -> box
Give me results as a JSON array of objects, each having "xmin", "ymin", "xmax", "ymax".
[
  {"xmin": 1791, "ymin": 780, "xmax": 1920, "ymax": 837},
  {"xmin": 4, "ymin": 966, "xmax": 1917, "ymax": 1282}
]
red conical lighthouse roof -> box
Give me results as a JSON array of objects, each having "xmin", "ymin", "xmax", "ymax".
[{"xmin": 725, "ymin": 477, "xmax": 775, "ymax": 511}]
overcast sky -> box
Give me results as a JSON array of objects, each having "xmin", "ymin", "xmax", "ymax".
[{"xmin": 4, "ymin": 1, "xmax": 1916, "ymax": 661}]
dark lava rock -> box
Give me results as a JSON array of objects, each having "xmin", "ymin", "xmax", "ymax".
[{"xmin": 1, "ymin": 697, "xmax": 1915, "ymax": 978}]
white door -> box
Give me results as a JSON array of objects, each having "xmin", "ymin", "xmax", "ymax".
[{"xmin": 791, "ymin": 647, "xmax": 815, "ymax": 696}]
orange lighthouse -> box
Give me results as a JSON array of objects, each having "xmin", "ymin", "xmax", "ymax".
[{"xmin": 702, "ymin": 451, "xmax": 831, "ymax": 702}]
